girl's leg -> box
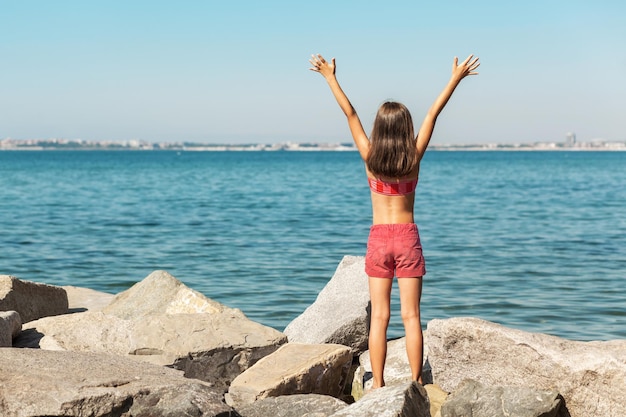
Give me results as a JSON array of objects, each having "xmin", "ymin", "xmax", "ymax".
[
  {"xmin": 397, "ymin": 277, "xmax": 423, "ymax": 383},
  {"xmin": 368, "ymin": 276, "xmax": 393, "ymax": 389}
]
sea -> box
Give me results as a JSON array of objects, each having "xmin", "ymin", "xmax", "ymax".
[{"xmin": 1, "ymin": 150, "xmax": 624, "ymax": 341}]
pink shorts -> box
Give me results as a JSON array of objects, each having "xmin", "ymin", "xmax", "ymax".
[{"xmin": 365, "ymin": 223, "xmax": 426, "ymax": 279}]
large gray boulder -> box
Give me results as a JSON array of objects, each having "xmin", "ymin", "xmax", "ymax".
[
  {"xmin": 440, "ymin": 379, "xmax": 563, "ymax": 417},
  {"xmin": 16, "ymin": 270, "xmax": 287, "ymax": 390},
  {"xmin": 0, "ymin": 348, "xmax": 238, "ymax": 417},
  {"xmin": 235, "ymin": 394, "xmax": 347, "ymax": 417},
  {"xmin": 0, "ymin": 311, "xmax": 22, "ymax": 347},
  {"xmin": 226, "ymin": 343, "xmax": 353, "ymax": 408},
  {"xmin": 284, "ymin": 256, "xmax": 370, "ymax": 353},
  {"xmin": 0, "ymin": 275, "xmax": 68, "ymax": 322},
  {"xmin": 329, "ymin": 381, "xmax": 430, "ymax": 417},
  {"xmin": 426, "ymin": 317, "xmax": 626, "ymax": 417}
]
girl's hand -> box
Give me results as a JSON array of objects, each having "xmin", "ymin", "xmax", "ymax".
[
  {"xmin": 452, "ymin": 55, "xmax": 480, "ymax": 81},
  {"xmin": 309, "ymin": 54, "xmax": 336, "ymax": 79}
]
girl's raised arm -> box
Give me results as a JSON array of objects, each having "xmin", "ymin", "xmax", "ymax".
[
  {"xmin": 310, "ymin": 54, "xmax": 370, "ymax": 160},
  {"xmin": 416, "ymin": 55, "xmax": 480, "ymax": 159}
]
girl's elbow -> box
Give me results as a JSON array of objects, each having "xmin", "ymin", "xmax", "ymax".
[
  {"xmin": 426, "ymin": 109, "xmax": 440, "ymax": 121},
  {"xmin": 345, "ymin": 107, "xmax": 357, "ymax": 118}
]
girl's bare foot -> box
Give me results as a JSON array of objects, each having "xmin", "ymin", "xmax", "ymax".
[{"xmin": 364, "ymin": 382, "xmax": 385, "ymax": 395}]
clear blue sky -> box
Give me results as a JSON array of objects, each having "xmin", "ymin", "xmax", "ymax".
[{"xmin": 2, "ymin": 1, "xmax": 625, "ymax": 144}]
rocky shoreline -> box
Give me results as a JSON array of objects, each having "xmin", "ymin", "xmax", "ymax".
[{"xmin": 1, "ymin": 256, "xmax": 625, "ymax": 417}]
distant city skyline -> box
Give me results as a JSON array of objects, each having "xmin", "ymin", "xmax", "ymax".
[
  {"xmin": 3, "ymin": 135, "xmax": 625, "ymax": 152},
  {"xmin": 1, "ymin": 1, "xmax": 625, "ymax": 145}
]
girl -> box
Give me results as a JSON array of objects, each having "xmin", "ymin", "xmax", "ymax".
[{"xmin": 309, "ymin": 53, "xmax": 479, "ymax": 388}]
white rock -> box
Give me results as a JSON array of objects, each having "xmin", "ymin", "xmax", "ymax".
[
  {"xmin": 226, "ymin": 343, "xmax": 353, "ymax": 408},
  {"xmin": 284, "ymin": 256, "xmax": 370, "ymax": 352},
  {"xmin": 426, "ymin": 317, "xmax": 626, "ymax": 417},
  {"xmin": 102, "ymin": 269, "xmax": 231, "ymax": 318}
]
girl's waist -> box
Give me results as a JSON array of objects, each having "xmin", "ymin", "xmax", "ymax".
[{"xmin": 369, "ymin": 222, "xmax": 420, "ymax": 238}]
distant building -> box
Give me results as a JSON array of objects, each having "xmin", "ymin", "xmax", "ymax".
[{"xmin": 566, "ymin": 132, "xmax": 576, "ymax": 146}]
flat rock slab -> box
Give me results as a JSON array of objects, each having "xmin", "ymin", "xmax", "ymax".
[
  {"xmin": 426, "ymin": 317, "xmax": 626, "ymax": 417},
  {"xmin": 15, "ymin": 311, "xmax": 134, "ymax": 352},
  {"xmin": 0, "ymin": 275, "xmax": 68, "ymax": 322},
  {"xmin": 0, "ymin": 348, "xmax": 237, "ymax": 417},
  {"xmin": 62, "ymin": 285, "xmax": 115, "ymax": 312},
  {"xmin": 235, "ymin": 394, "xmax": 347, "ymax": 417},
  {"xmin": 284, "ymin": 256, "xmax": 370, "ymax": 353},
  {"xmin": 329, "ymin": 381, "xmax": 430, "ymax": 417},
  {"xmin": 226, "ymin": 343, "xmax": 353, "ymax": 408}
]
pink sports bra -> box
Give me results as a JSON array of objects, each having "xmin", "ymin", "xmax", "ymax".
[{"xmin": 368, "ymin": 177, "xmax": 418, "ymax": 196}]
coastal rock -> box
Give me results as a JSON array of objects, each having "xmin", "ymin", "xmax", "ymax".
[
  {"xmin": 235, "ymin": 394, "xmax": 347, "ymax": 417},
  {"xmin": 284, "ymin": 256, "xmax": 370, "ymax": 353},
  {"xmin": 426, "ymin": 317, "xmax": 626, "ymax": 417},
  {"xmin": 16, "ymin": 311, "xmax": 136, "ymax": 353},
  {"xmin": 62, "ymin": 285, "xmax": 115, "ymax": 313},
  {"xmin": 440, "ymin": 379, "xmax": 563, "ymax": 417},
  {"xmin": 0, "ymin": 311, "xmax": 22, "ymax": 347},
  {"xmin": 0, "ymin": 275, "xmax": 68, "ymax": 322},
  {"xmin": 329, "ymin": 381, "xmax": 430, "ymax": 417},
  {"xmin": 102, "ymin": 269, "xmax": 235, "ymax": 318},
  {"xmin": 352, "ymin": 336, "xmax": 432, "ymax": 400},
  {"xmin": 424, "ymin": 384, "xmax": 448, "ymax": 417},
  {"xmin": 226, "ymin": 343, "xmax": 353, "ymax": 408},
  {"xmin": 0, "ymin": 348, "xmax": 237, "ymax": 417},
  {"xmin": 16, "ymin": 270, "xmax": 287, "ymax": 391},
  {"xmin": 151, "ymin": 312, "xmax": 286, "ymax": 389}
]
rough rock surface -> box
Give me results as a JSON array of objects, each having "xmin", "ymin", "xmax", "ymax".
[
  {"xmin": 0, "ymin": 275, "xmax": 68, "ymax": 322},
  {"xmin": 16, "ymin": 270, "xmax": 287, "ymax": 391},
  {"xmin": 284, "ymin": 256, "xmax": 370, "ymax": 353},
  {"xmin": 0, "ymin": 348, "xmax": 238, "ymax": 417},
  {"xmin": 15, "ymin": 312, "xmax": 133, "ymax": 352},
  {"xmin": 440, "ymin": 379, "xmax": 563, "ymax": 417},
  {"xmin": 426, "ymin": 317, "xmax": 626, "ymax": 417},
  {"xmin": 226, "ymin": 343, "xmax": 353, "ymax": 408},
  {"xmin": 329, "ymin": 381, "xmax": 430, "ymax": 417},
  {"xmin": 102, "ymin": 270, "xmax": 232, "ymax": 318},
  {"xmin": 235, "ymin": 394, "xmax": 347, "ymax": 417},
  {"xmin": 0, "ymin": 311, "xmax": 22, "ymax": 347},
  {"xmin": 424, "ymin": 384, "xmax": 448, "ymax": 417}
]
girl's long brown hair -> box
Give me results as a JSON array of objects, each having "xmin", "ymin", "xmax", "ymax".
[{"xmin": 366, "ymin": 101, "xmax": 418, "ymax": 178}]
